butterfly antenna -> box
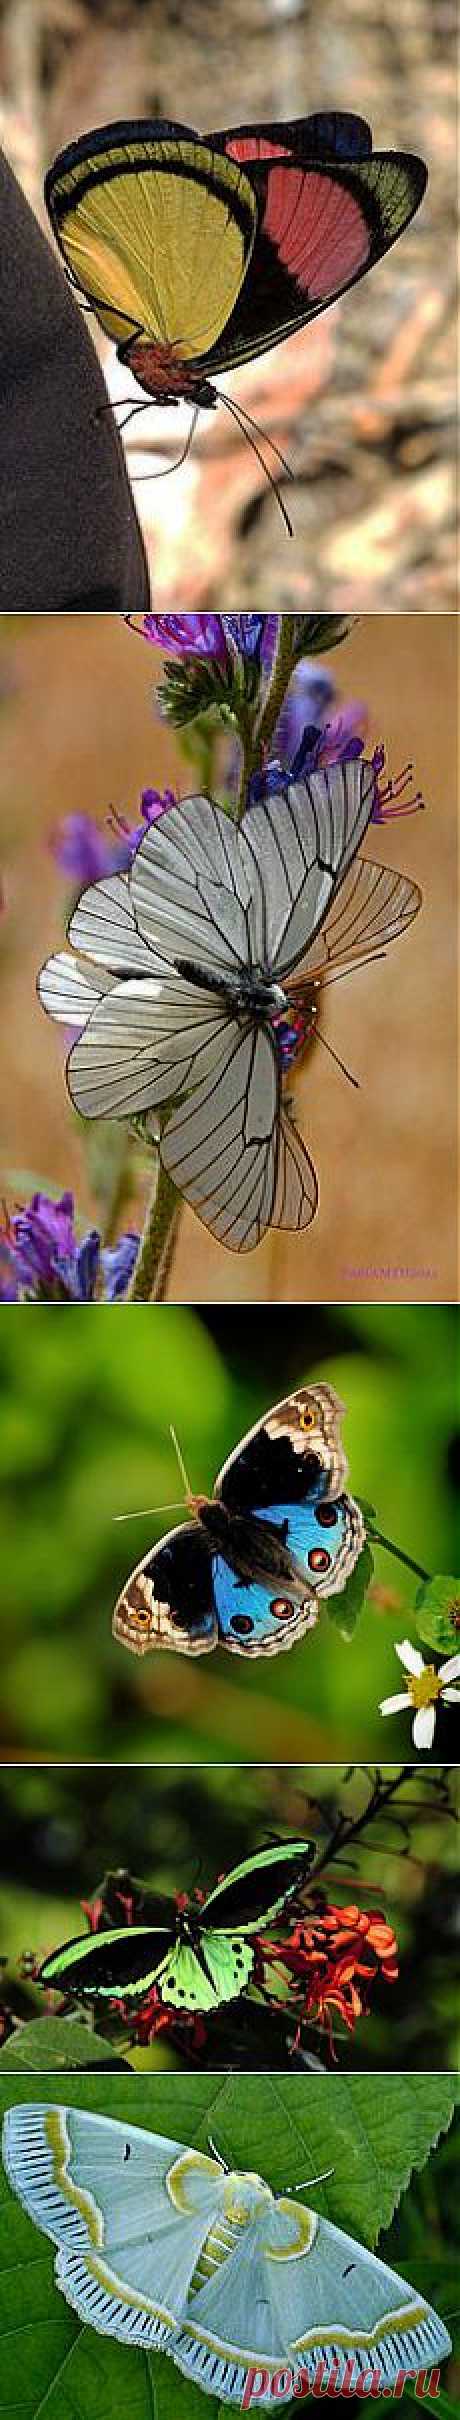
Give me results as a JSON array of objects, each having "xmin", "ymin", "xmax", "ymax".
[
  {"xmin": 170, "ymin": 1424, "xmax": 193, "ymax": 1498},
  {"xmin": 219, "ymin": 391, "xmax": 293, "ymax": 536},
  {"xmin": 113, "ymin": 1502, "xmax": 185, "ymax": 1522},
  {"xmin": 208, "ymin": 2136, "xmax": 229, "ymax": 2172},
  {"xmin": 223, "ymin": 391, "xmax": 294, "ymax": 479},
  {"xmin": 280, "ymin": 2165, "xmax": 335, "ymax": 2194},
  {"xmin": 314, "ymin": 1027, "xmax": 360, "ymax": 1089},
  {"xmin": 131, "ymin": 406, "xmax": 200, "ymax": 481}
]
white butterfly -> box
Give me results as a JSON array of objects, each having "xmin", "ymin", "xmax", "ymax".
[
  {"xmin": 3, "ymin": 2107, "xmax": 450, "ymax": 2407},
  {"xmin": 38, "ymin": 767, "xmax": 421, "ymax": 1251}
]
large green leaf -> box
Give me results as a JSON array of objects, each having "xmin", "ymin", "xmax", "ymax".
[
  {"xmin": 0, "ymin": 2074, "xmax": 456, "ymax": 2420},
  {"xmin": 0, "ymin": 2021, "xmax": 130, "ymax": 2073}
]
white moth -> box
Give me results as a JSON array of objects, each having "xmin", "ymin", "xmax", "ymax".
[
  {"xmin": 2, "ymin": 2106, "xmax": 450, "ymax": 2407},
  {"xmin": 38, "ymin": 769, "xmax": 421, "ymax": 1251}
]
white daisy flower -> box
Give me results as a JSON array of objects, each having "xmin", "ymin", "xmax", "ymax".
[
  {"xmin": 38, "ymin": 767, "xmax": 420, "ymax": 1252},
  {"xmin": 379, "ymin": 1637, "xmax": 460, "ymax": 1750}
]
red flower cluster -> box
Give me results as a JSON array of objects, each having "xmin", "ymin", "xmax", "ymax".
[
  {"xmin": 257, "ymin": 1902, "xmax": 398, "ymax": 2055},
  {"xmin": 116, "ymin": 1984, "xmax": 208, "ymax": 2056}
]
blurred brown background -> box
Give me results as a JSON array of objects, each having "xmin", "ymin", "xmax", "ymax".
[
  {"xmin": 0, "ymin": 612, "xmax": 456, "ymax": 1302},
  {"xmin": 0, "ymin": 0, "xmax": 455, "ymax": 608}
]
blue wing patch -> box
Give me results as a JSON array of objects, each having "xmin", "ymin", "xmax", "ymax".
[{"xmin": 213, "ymin": 1494, "xmax": 350, "ymax": 1652}]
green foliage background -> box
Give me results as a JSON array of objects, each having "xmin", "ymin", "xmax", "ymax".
[
  {"xmin": 0, "ymin": 1766, "xmax": 458, "ymax": 2073},
  {"xmin": 0, "ymin": 1305, "xmax": 457, "ymax": 1765},
  {"xmin": 0, "ymin": 2073, "xmax": 458, "ymax": 2420}
]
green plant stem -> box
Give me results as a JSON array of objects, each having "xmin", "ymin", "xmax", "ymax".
[
  {"xmin": 233, "ymin": 715, "xmax": 259, "ymax": 821},
  {"xmin": 234, "ymin": 617, "xmax": 299, "ymax": 821},
  {"xmin": 368, "ymin": 1528, "xmax": 430, "ymax": 1584},
  {"xmin": 126, "ymin": 1161, "xmax": 179, "ymax": 1302},
  {"xmin": 254, "ymin": 614, "xmax": 299, "ymax": 759},
  {"xmin": 100, "ymin": 1132, "xmax": 133, "ymax": 1248}
]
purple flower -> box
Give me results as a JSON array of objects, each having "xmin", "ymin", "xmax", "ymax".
[
  {"xmin": 371, "ymin": 749, "xmax": 425, "ymax": 824},
  {"xmin": 129, "ymin": 615, "xmax": 228, "ymax": 658},
  {"xmin": 316, "ymin": 706, "xmax": 366, "ymax": 766},
  {"xmin": 248, "ymin": 673, "xmax": 367, "ymax": 804},
  {"xmin": 274, "ymin": 660, "xmax": 336, "ymax": 765},
  {"xmin": 102, "ymin": 1234, "xmax": 139, "ymax": 1299},
  {"xmin": 290, "ymin": 707, "xmax": 366, "ymax": 784},
  {"xmin": 127, "ymin": 612, "xmax": 280, "ymax": 671},
  {"xmin": 0, "ymin": 1192, "xmax": 139, "ymax": 1302},
  {"xmin": 223, "ymin": 615, "xmax": 278, "ymax": 664},
  {"xmin": 51, "ymin": 813, "xmax": 132, "ymax": 885},
  {"xmin": 52, "ymin": 791, "xmax": 177, "ymax": 888},
  {"xmin": 129, "ymin": 788, "xmax": 178, "ymax": 847}
]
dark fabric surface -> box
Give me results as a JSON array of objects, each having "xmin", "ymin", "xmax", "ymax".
[{"xmin": 0, "ymin": 150, "xmax": 151, "ymax": 609}]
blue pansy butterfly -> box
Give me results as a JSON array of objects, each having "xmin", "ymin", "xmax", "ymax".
[{"xmin": 113, "ymin": 1383, "xmax": 365, "ymax": 1661}]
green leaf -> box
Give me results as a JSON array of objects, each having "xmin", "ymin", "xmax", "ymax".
[
  {"xmin": 415, "ymin": 1575, "xmax": 460, "ymax": 1656},
  {"xmin": 293, "ymin": 615, "xmax": 357, "ymax": 658},
  {"xmin": 406, "ymin": 2393, "xmax": 457, "ymax": 2420},
  {"xmin": 0, "ymin": 2020, "xmax": 130, "ymax": 2072},
  {"xmin": 158, "ymin": 657, "xmax": 233, "ymax": 727},
  {"xmin": 327, "ymin": 1540, "xmax": 374, "ymax": 1638},
  {"xmin": 0, "ymin": 2073, "xmax": 456, "ymax": 2420}
]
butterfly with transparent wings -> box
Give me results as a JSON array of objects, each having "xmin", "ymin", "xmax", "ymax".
[{"xmin": 38, "ymin": 760, "xmax": 422, "ymax": 1252}]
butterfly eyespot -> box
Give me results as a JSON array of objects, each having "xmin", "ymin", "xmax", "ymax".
[
  {"xmin": 230, "ymin": 1614, "xmax": 254, "ymax": 1635},
  {"xmin": 308, "ymin": 1548, "xmax": 332, "ymax": 1572},
  {"xmin": 316, "ymin": 1504, "xmax": 339, "ymax": 1528},
  {"xmin": 299, "ymin": 1408, "xmax": 315, "ymax": 1430},
  {"xmin": 270, "ymin": 1597, "xmax": 295, "ymax": 1621}
]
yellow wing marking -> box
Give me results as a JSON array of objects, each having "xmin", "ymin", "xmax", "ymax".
[
  {"xmin": 50, "ymin": 139, "xmax": 258, "ymax": 357},
  {"xmin": 45, "ymin": 2109, "xmax": 104, "ymax": 2250}
]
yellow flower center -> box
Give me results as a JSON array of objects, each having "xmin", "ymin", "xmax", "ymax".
[{"xmin": 407, "ymin": 1666, "xmax": 442, "ymax": 1710}]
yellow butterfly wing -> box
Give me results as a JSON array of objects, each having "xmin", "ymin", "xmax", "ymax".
[{"xmin": 45, "ymin": 122, "xmax": 258, "ymax": 359}]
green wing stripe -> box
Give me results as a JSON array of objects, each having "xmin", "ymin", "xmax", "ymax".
[
  {"xmin": 39, "ymin": 1925, "xmax": 173, "ymax": 1998},
  {"xmin": 202, "ymin": 1840, "xmax": 313, "ymax": 1935}
]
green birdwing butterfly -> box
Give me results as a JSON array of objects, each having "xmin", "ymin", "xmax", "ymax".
[
  {"xmin": 2, "ymin": 2106, "xmax": 451, "ymax": 2403},
  {"xmin": 38, "ymin": 1841, "xmax": 314, "ymax": 2015}
]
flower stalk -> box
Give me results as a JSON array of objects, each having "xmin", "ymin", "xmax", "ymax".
[
  {"xmin": 126, "ymin": 1161, "xmax": 180, "ymax": 1302},
  {"xmin": 368, "ymin": 1526, "xmax": 430, "ymax": 1584},
  {"xmin": 255, "ymin": 615, "xmax": 299, "ymax": 760},
  {"xmin": 233, "ymin": 617, "xmax": 299, "ymax": 821}
]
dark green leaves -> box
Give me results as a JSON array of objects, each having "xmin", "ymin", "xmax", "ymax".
[
  {"xmin": 157, "ymin": 648, "xmax": 253, "ymax": 729},
  {"xmin": 0, "ymin": 2020, "xmax": 130, "ymax": 2072},
  {"xmin": 327, "ymin": 1539, "xmax": 374, "ymax": 1637},
  {"xmin": 292, "ymin": 616, "xmax": 357, "ymax": 659},
  {"xmin": 415, "ymin": 1575, "xmax": 460, "ymax": 1656}
]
